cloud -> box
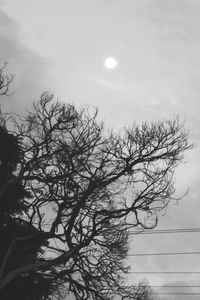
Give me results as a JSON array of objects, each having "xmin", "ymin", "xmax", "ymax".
[
  {"xmin": 1, "ymin": 2, "xmax": 200, "ymax": 299},
  {"xmin": 0, "ymin": 8, "xmax": 48, "ymax": 114}
]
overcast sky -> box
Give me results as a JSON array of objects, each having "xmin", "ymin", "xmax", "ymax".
[{"xmin": 0, "ymin": 1, "xmax": 200, "ymax": 299}]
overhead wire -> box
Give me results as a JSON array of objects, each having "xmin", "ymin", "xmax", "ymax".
[
  {"xmin": 126, "ymin": 227, "xmax": 200, "ymax": 289},
  {"xmin": 119, "ymin": 285, "xmax": 200, "ymax": 296},
  {"xmin": 126, "ymin": 271, "xmax": 200, "ymax": 274},
  {"xmin": 151, "ymin": 292, "xmax": 200, "ymax": 295},
  {"xmin": 127, "ymin": 251, "xmax": 200, "ymax": 256},
  {"xmin": 141, "ymin": 285, "xmax": 200, "ymax": 288},
  {"xmin": 124, "ymin": 285, "xmax": 200, "ymax": 289},
  {"xmin": 129, "ymin": 227, "xmax": 200, "ymax": 235}
]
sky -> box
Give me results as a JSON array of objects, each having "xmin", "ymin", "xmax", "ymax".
[{"xmin": 0, "ymin": 0, "xmax": 200, "ymax": 299}]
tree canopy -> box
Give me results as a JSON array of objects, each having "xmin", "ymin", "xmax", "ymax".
[
  {"xmin": 0, "ymin": 66, "xmax": 191, "ymax": 299},
  {"xmin": 0, "ymin": 67, "xmax": 62, "ymax": 300},
  {"xmin": 0, "ymin": 123, "xmax": 63, "ymax": 300},
  {"xmin": 0, "ymin": 91, "xmax": 191, "ymax": 300}
]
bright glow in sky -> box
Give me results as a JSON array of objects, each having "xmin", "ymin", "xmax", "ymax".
[{"xmin": 104, "ymin": 57, "xmax": 118, "ymax": 69}]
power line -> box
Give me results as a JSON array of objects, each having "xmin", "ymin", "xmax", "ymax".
[
  {"xmin": 147, "ymin": 285, "xmax": 200, "ymax": 288},
  {"xmin": 127, "ymin": 251, "xmax": 200, "ymax": 257},
  {"xmin": 120, "ymin": 286, "xmax": 200, "ymax": 295},
  {"xmin": 151, "ymin": 292, "xmax": 200, "ymax": 295},
  {"xmin": 122, "ymin": 285, "xmax": 200, "ymax": 288},
  {"xmin": 129, "ymin": 227, "xmax": 200, "ymax": 235},
  {"xmin": 126, "ymin": 271, "xmax": 200, "ymax": 274}
]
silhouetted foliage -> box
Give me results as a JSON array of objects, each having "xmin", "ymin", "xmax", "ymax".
[
  {"xmin": 0, "ymin": 92, "xmax": 191, "ymax": 300},
  {"xmin": 0, "ymin": 63, "xmax": 14, "ymax": 96},
  {"xmin": 0, "ymin": 123, "xmax": 63, "ymax": 300},
  {"xmin": 0, "ymin": 70, "xmax": 62, "ymax": 300}
]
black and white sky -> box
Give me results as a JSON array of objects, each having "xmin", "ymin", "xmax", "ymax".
[{"xmin": 0, "ymin": 1, "xmax": 200, "ymax": 299}]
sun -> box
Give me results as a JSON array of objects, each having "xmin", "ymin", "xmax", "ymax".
[{"xmin": 104, "ymin": 57, "xmax": 118, "ymax": 69}]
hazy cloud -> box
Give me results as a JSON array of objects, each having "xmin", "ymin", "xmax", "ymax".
[
  {"xmin": 1, "ymin": 2, "xmax": 200, "ymax": 300},
  {"xmin": 0, "ymin": 8, "xmax": 48, "ymax": 113}
]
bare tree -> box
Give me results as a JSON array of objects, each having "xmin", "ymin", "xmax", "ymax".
[
  {"xmin": 0, "ymin": 63, "xmax": 14, "ymax": 96},
  {"xmin": 0, "ymin": 93, "xmax": 191, "ymax": 299}
]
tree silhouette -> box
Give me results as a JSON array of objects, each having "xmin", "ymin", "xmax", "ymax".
[
  {"xmin": 0, "ymin": 63, "xmax": 14, "ymax": 96},
  {"xmin": 0, "ymin": 122, "xmax": 64, "ymax": 299},
  {"xmin": 0, "ymin": 66, "xmax": 62, "ymax": 299},
  {"xmin": 0, "ymin": 92, "xmax": 191, "ymax": 300}
]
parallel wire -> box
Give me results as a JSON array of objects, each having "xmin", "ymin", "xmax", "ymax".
[
  {"xmin": 120, "ymin": 285, "xmax": 200, "ymax": 295},
  {"xmin": 127, "ymin": 228, "xmax": 200, "ymax": 293},
  {"xmin": 129, "ymin": 227, "xmax": 200, "ymax": 235},
  {"xmin": 127, "ymin": 251, "xmax": 200, "ymax": 257},
  {"xmin": 151, "ymin": 292, "xmax": 200, "ymax": 295},
  {"xmin": 151, "ymin": 286, "xmax": 200, "ymax": 288},
  {"xmin": 126, "ymin": 271, "xmax": 200, "ymax": 274},
  {"xmin": 121, "ymin": 285, "xmax": 200, "ymax": 288}
]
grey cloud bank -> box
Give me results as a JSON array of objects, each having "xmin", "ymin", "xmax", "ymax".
[
  {"xmin": 0, "ymin": 8, "xmax": 48, "ymax": 113},
  {"xmin": 1, "ymin": 1, "xmax": 200, "ymax": 299}
]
